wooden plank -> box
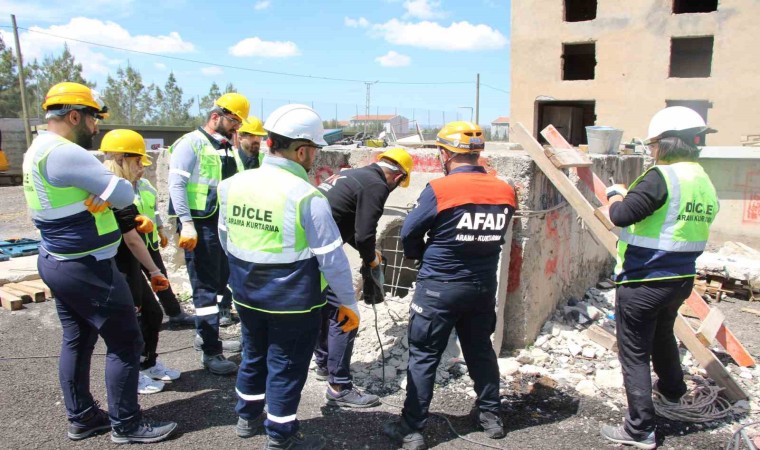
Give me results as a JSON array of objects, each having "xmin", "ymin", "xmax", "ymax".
[
  {"xmin": 3, "ymin": 282, "xmax": 44, "ymax": 303},
  {"xmin": 741, "ymin": 307, "xmax": 760, "ymax": 317},
  {"xmin": 583, "ymin": 324, "xmax": 618, "ymax": 352},
  {"xmin": 540, "ymin": 125, "xmax": 592, "ymax": 168},
  {"xmin": 0, "ymin": 286, "xmax": 33, "ymax": 304},
  {"xmin": 0, "ymin": 289, "xmax": 23, "ymax": 311},
  {"xmin": 696, "ymin": 308, "xmax": 726, "ymax": 346},
  {"xmin": 20, "ymin": 279, "xmax": 52, "ymax": 298},
  {"xmin": 594, "ymin": 206, "xmax": 615, "ymax": 231},
  {"xmin": 493, "ymin": 220, "xmax": 514, "ymax": 355}
]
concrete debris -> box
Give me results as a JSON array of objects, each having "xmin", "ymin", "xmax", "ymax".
[
  {"xmin": 594, "ymin": 369, "xmax": 624, "ymax": 390},
  {"xmin": 575, "ymin": 379, "xmax": 598, "ymax": 397}
]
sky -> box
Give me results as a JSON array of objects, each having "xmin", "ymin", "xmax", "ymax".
[{"xmin": 0, "ymin": 0, "xmax": 512, "ymax": 128}]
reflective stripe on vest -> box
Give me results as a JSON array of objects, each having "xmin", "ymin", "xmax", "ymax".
[
  {"xmin": 233, "ymin": 149, "xmax": 245, "ymax": 172},
  {"xmin": 135, "ymin": 179, "xmax": 159, "ymax": 250},
  {"xmin": 169, "ymin": 130, "xmax": 221, "ymax": 219}
]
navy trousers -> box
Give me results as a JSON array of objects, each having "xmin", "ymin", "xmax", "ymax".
[
  {"xmin": 313, "ymin": 287, "xmax": 358, "ymax": 387},
  {"xmin": 38, "ymin": 249, "xmax": 143, "ymax": 432},
  {"xmin": 402, "ymin": 278, "xmax": 501, "ymax": 430},
  {"xmin": 616, "ymin": 278, "xmax": 692, "ymax": 439},
  {"xmin": 235, "ymin": 306, "xmax": 321, "ymax": 441}
]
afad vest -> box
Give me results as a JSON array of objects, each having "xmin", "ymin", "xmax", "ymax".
[
  {"xmin": 135, "ymin": 179, "xmax": 159, "ymax": 250},
  {"xmin": 23, "ymin": 134, "xmax": 121, "ymax": 259},
  {"xmin": 219, "ymin": 163, "xmax": 328, "ymax": 314},
  {"xmin": 614, "ymin": 162, "xmax": 719, "ymax": 283},
  {"xmin": 169, "ymin": 130, "xmax": 222, "ymax": 219}
]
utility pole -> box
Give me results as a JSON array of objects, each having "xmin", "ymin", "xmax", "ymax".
[
  {"xmin": 364, "ymin": 81, "xmax": 378, "ymax": 135},
  {"xmin": 475, "ymin": 73, "xmax": 480, "ymax": 125},
  {"xmin": 11, "ymin": 15, "xmax": 31, "ymax": 147},
  {"xmin": 261, "ymin": 98, "xmax": 264, "ymax": 119}
]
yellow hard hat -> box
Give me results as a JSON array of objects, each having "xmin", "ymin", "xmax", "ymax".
[
  {"xmin": 42, "ymin": 82, "xmax": 107, "ymax": 116},
  {"xmin": 378, "ymin": 147, "xmax": 414, "ymax": 188},
  {"xmin": 215, "ymin": 93, "xmax": 251, "ymax": 123},
  {"xmin": 100, "ymin": 129, "xmax": 151, "ymax": 166},
  {"xmin": 238, "ymin": 116, "xmax": 266, "ymax": 136},
  {"xmin": 436, "ymin": 121, "xmax": 485, "ymax": 153}
]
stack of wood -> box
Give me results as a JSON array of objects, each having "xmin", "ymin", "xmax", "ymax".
[
  {"xmin": 695, "ymin": 273, "xmax": 758, "ymax": 302},
  {"xmin": 0, "ymin": 279, "xmax": 52, "ymax": 311},
  {"xmin": 741, "ymin": 135, "xmax": 760, "ymax": 147}
]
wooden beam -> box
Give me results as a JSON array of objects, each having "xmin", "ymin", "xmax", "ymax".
[
  {"xmin": 3, "ymin": 283, "xmax": 44, "ymax": 303},
  {"xmin": 0, "ymin": 286, "xmax": 32, "ymax": 304},
  {"xmin": 20, "ymin": 279, "xmax": 52, "ymax": 298},
  {"xmin": 696, "ymin": 307, "xmax": 726, "ymax": 346},
  {"xmin": 0, "ymin": 289, "xmax": 23, "ymax": 311},
  {"xmin": 583, "ymin": 324, "xmax": 618, "ymax": 352},
  {"xmin": 493, "ymin": 220, "xmax": 514, "ymax": 355},
  {"xmin": 741, "ymin": 307, "xmax": 760, "ymax": 317},
  {"xmin": 540, "ymin": 125, "xmax": 592, "ymax": 168}
]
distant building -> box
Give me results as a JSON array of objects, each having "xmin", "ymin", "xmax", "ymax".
[
  {"xmin": 350, "ymin": 115, "xmax": 409, "ymax": 134},
  {"xmin": 491, "ymin": 117, "xmax": 510, "ymax": 141}
]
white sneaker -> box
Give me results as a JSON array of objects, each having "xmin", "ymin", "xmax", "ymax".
[
  {"xmin": 138, "ymin": 373, "xmax": 165, "ymax": 394},
  {"xmin": 142, "ymin": 360, "xmax": 181, "ymax": 381}
]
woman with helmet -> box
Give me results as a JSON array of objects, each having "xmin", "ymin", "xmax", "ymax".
[
  {"xmin": 600, "ymin": 107, "xmax": 719, "ymax": 449},
  {"xmin": 100, "ymin": 129, "xmax": 180, "ymax": 395}
]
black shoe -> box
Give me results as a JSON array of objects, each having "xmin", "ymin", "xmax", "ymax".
[
  {"xmin": 600, "ymin": 424, "xmax": 656, "ymax": 449},
  {"xmin": 235, "ymin": 412, "xmax": 265, "ymax": 438},
  {"xmin": 313, "ymin": 367, "xmax": 328, "ymax": 381},
  {"xmin": 68, "ymin": 406, "xmax": 111, "ymax": 440},
  {"xmin": 476, "ymin": 411, "xmax": 505, "ymax": 439},
  {"xmin": 266, "ymin": 432, "xmax": 326, "ymax": 450},
  {"xmin": 168, "ymin": 311, "xmax": 195, "ymax": 326},
  {"xmin": 325, "ymin": 386, "xmax": 380, "ymax": 408},
  {"xmin": 111, "ymin": 419, "xmax": 178, "ymax": 444},
  {"xmin": 382, "ymin": 417, "xmax": 426, "ymax": 450},
  {"xmin": 194, "ymin": 334, "xmax": 241, "ymax": 353}
]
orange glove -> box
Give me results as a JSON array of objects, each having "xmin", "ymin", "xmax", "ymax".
[
  {"xmin": 149, "ymin": 270, "xmax": 170, "ymax": 292},
  {"xmin": 337, "ymin": 303, "xmax": 360, "ymax": 333},
  {"xmin": 368, "ymin": 249, "xmax": 382, "ymax": 268},
  {"xmin": 158, "ymin": 227, "xmax": 169, "ymax": 248},
  {"xmin": 135, "ymin": 215, "xmax": 154, "ymax": 234},
  {"xmin": 84, "ymin": 194, "xmax": 111, "ymax": 213},
  {"xmin": 178, "ymin": 220, "xmax": 198, "ymax": 252}
]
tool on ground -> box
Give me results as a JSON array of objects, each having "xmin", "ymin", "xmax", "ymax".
[
  {"xmin": 361, "ymin": 255, "xmax": 387, "ymax": 305},
  {"xmin": 135, "ymin": 215, "xmax": 154, "ymax": 234},
  {"xmin": 178, "ymin": 221, "xmax": 198, "ymax": 251},
  {"xmin": 84, "ymin": 194, "xmax": 110, "ymax": 213}
]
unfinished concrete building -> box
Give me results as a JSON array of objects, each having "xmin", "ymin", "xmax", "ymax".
[{"xmin": 510, "ymin": 0, "xmax": 760, "ymax": 146}]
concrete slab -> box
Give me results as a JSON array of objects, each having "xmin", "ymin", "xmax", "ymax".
[{"xmin": 0, "ymin": 255, "xmax": 40, "ymax": 285}]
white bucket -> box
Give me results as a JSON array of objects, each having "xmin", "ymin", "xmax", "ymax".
[{"xmin": 586, "ymin": 126, "xmax": 623, "ymax": 155}]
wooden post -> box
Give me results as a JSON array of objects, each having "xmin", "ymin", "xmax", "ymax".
[{"xmin": 11, "ymin": 14, "xmax": 32, "ymax": 147}]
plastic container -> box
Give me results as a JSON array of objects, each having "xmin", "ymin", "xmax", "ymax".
[{"xmin": 586, "ymin": 126, "xmax": 624, "ymax": 155}]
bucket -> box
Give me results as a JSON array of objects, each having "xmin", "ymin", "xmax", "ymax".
[{"xmin": 586, "ymin": 126, "xmax": 623, "ymax": 155}]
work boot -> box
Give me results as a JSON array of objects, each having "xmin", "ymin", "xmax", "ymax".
[
  {"xmin": 235, "ymin": 412, "xmax": 265, "ymax": 438},
  {"xmin": 111, "ymin": 418, "xmax": 177, "ymax": 444},
  {"xmin": 67, "ymin": 405, "xmax": 111, "ymax": 440},
  {"xmin": 475, "ymin": 411, "xmax": 505, "ymax": 439},
  {"xmin": 202, "ymin": 353, "xmax": 238, "ymax": 375},
  {"xmin": 325, "ymin": 386, "xmax": 380, "ymax": 408},
  {"xmin": 600, "ymin": 424, "xmax": 656, "ymax": 450},
  {"xmin": 168, "ymin": 310, "xmax": 195, "ymax": 326},
  {"xmin": 382, "ymin": 417, "xmax": 426, "ymax": 450},
  {"xmin": 219, "ymin": 307, "xmax": 235, "ymax": 327},
  {"xmin": 194, "ymin": 334, "xmax": 241, "ymax": 353},
  {"xmin": 313, "ymin": 366, "xmax": 328, "ymax": 381},
  {"xmin": 266, "ymin": 432, "xmax": 326, "ymax": 450}
]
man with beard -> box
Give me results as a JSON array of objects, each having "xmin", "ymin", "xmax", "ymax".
[
  {"xmin": 22, "ymin": 82, "xmax": 177, "ymax": 443},
  {"xmin": 234, "ymin": 116, "xmax": 267, "ymax": 171},
  {"xmin": 168, "ymin": 93, "xmax": 250, "ymax": 375}
]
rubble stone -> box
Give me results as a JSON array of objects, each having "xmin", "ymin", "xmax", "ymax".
[{"xmin": 594, "ymin": 369, "xmax": 624, "ymax": 389}]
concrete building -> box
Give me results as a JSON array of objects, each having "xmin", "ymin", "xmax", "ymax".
[
  {"xmin": 510, "ymin": 0, "xmax": 760, "ymax": 146},
  {"xmin": 350, "ymin": 114, "xmax": 409, "ymax": 135},
  {"xmin": 491, "ymin": 116, "xmax": 510, "ymax": 141}
]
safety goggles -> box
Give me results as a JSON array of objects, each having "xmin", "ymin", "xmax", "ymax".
[{"xmin": 218, "ymin": 107, "xmax": 242, "ymax": 126}]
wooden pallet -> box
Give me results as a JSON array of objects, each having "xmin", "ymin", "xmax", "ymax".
[{"xmin": 514, "ymin": 122, "xmax": 750, "ymax": 402}]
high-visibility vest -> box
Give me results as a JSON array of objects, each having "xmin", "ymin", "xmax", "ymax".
[
  {"xmin": 615, "ymin": 162, "xmax": 718, "ymax": 283},
  {"xmin": 22, "ymin": 133, "xmax": 121, "ymax": 259},
  {"xmin": 169, "ymin": 130, "xmax": 222, "ymax": 219},
  {"xmin": 135, "ymin": 179, "xmax": 159, "ymax": 250},
  {"xmin": 219, "ymin": 162, "xmax": 328, "ymax": 313},
  {"xmin": 233, "ymin": 148, "xmax": 265, "ymax": 172}
]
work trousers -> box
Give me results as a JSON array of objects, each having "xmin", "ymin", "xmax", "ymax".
[
  {"xmin": 131, "ymin": 275, "xmax": 163, "ymax": 370},
  {"xmin": 235, "ymin": 306, "xmax": 321, "ymax": 441},
  {"xmin": 615, "ymin": 278, "xmax": 692, "ymax": 439},
  {"xmin": 38, "ymin": 249, "xmax": 143, "ymax": 432},
  {"xmin": 181, "ymin": 217, "xmax": 230, "ymax": 355},
  {"xmin": 402, "ymin": 278, "xmax": 501, "ymax": 430},
  {"xmin": 141, "ymin": 246, "xmax": 181, "ymax": 317},
  {"xmin": 313, "ymin": 287, "xmax": 358, "ymax": 388}
]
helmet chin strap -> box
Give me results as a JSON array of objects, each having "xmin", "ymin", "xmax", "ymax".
[{"xmin": 438, "ymin": 148, "xmax": 455, "ymax": 175}]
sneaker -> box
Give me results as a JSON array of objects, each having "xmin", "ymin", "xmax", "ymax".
[
  {"xmin": 111, "ymin": 418, "xmax": 177, "ymax": 444},
  {"xmin": 382, "ymin": 417, "xmax": 426, "ymax": 450},
  {"xmin": 235, "ymin": 412, "xmax": 265, "ymax": 438},
  {"xmin": 313, "ymin": 367, "xmax": 328, "ymax": 381},
  {"xmin": 475, "ymin": 411, "xmax": 505, "ymax": 439},
  {"xmin": 266, "ymin": 431, "xmax": 326, "ymax": 450},
  {"xmin": 194, "ymin": 334, "xmax": 242, "ymax": 353},
  {"xmin": 138, "ymin": 373, "xmax": 165, "ymax": 394},
  {"xmin": 600, "ymin": 424, "xmax": 656, "ymax": 450},
  {"xmin": 67, "ymin": 405, "xmax": 111, "ymax": 440},
  {"xmin": 142, "ymin": 360, "xmax": 181, "ymax": 381},
  {"xmin": 168, "ymin": 311, "xmax": 195, "ymax": 326},
  {"xmin": 325, "ymin": 386, "xmax": 380, "ymax": 408},
  {"xmin": 202, "ymin": 353, "xmax": 238, "ymax": 375},
  {"xmin": 219, "ymin": 307, "xmax": 235, "ymax": 327}
]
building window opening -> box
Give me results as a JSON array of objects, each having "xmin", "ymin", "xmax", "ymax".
[
  {"xmin": 565, "ymin": 0, "xmax": 597, "ymax": 22},
  {"xmin": 669, "ymin": 37, "xmax": 713, "ymax": 78},
  {"xmin": 379, "ymin": 222, "xmax": 418, "ymax": 299},
  {"xmin": 562, "ymin": 43, "xmax": 596, "ymax": 81},
  {"xmin": 673, "ymin": 0, "xmax": 718, "ymax": 14}
]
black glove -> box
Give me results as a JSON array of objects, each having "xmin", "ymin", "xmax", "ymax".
[{"xmin": 360, "ymin": 257, "xmax": 386, "ymax": 305}]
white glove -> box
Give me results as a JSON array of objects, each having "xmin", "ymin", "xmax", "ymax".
[
  {"xmin": 178, "ymin": 220, "xmax": 198, "ymax": 251},
  {"xmin": 606, "ymin": 184, "xmax": 628, "ymax": 199}
]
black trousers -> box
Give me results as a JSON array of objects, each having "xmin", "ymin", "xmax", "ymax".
[
  {"xmin": 313, "ymin": 288, "xmax": 358, "ymax": 388},
  {"xmin": 141, "ymin": 246, "xmax": 181, "ymax": 317},
  {"xmin": 616, "ymin": 278, "xmax": 692, "ymax": 438}
]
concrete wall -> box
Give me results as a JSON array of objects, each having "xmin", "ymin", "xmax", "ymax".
[
  {"xmin": 511, "ymin": 0, "xmax": 760, "ymax": 146},
  {"xmin": 0, "ymin": 118, "xmax": 43, "ymax": 174}
]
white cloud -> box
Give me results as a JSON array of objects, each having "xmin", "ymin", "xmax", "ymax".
[
  {"xmin": 228, "ymin": 37, "xmax": 300, "ymax": 58},
  {"xmin": 0, "ymin": 0, "xmax": 135, "ymax": 22},
  {"xmin": 375, "ymin": 51, "xmax": 411, "ymax": 67},
  {"xmin": 254, "ymin": 0, "xmax": 271, "ymax": 10},
  {"xmin": 372, "ymin": 19, "xmax": 507, "ymax": 51},
  {"xmin": 403, "ymin": 0, "xmax": 446, "ymax": 19},
  {"xmin": 344, "ymin": 16, "xmax": 370, "ymax": 28},
  {"xmin": 201, "ymin": 66, "xmax": 224, "ymax": 76},
  {"xmin": 154, "ymin": 62, "xmax": 168, "ymax": 71}
]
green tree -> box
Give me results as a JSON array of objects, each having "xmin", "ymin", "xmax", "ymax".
[
  {"xmin": 0, "ymin": 35, "xmax": 34, "ymax": 118},
  {"xmin": 223, "ymin": 82, "xmax": 237, "ymax": 94},
  {"xmin": 28, "ymin": 44, "xmax": 93, "ymax": 117},
  {"xmin": 102, "ymin": 64, "xmax": 151, "ymax": 125},
  {"xmin": 198, "ymin": 81, "xmax": 222, "ymax": 115},
  {"xmin": 156, "ymin": 72, "xmax": 194, "ymax": 126}
]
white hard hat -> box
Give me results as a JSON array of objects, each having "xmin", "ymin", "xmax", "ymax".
[
  {"xmin": 264, "ymin": 104, "xmax": 328, "ymax": 147},
  {"xmin": 645, "ymin": 106, "xmax": 715, "ymax": 144}
]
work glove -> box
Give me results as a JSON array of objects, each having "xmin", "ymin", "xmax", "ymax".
[
  {"xmin": 158, "ymin": 227, "xmax": 169, "ymax": 248},
  {"xmin": 337, "ymin": 302, "xmax": 361, "ymax": 333},
  {"xmin": 84, "ymin": 194, "xmax": 111, "ymax": 213},
  {"xmin": 178, "ymin": 220, "xmax": 198, "ymax": 252},
  {"xmin": 148, "ymin": 269, "xmax": 170, "ymax": 292},
  {"xmin": 368, "ymin": 249, "xmax": 382, "ymax": 268},
  {"xmin": 605, "ymin": 184, "xmax": 628, "ymax": 199},
  {"xmin": 134, "ymin": 215, "xmax": 154, "ymax": 234}
]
